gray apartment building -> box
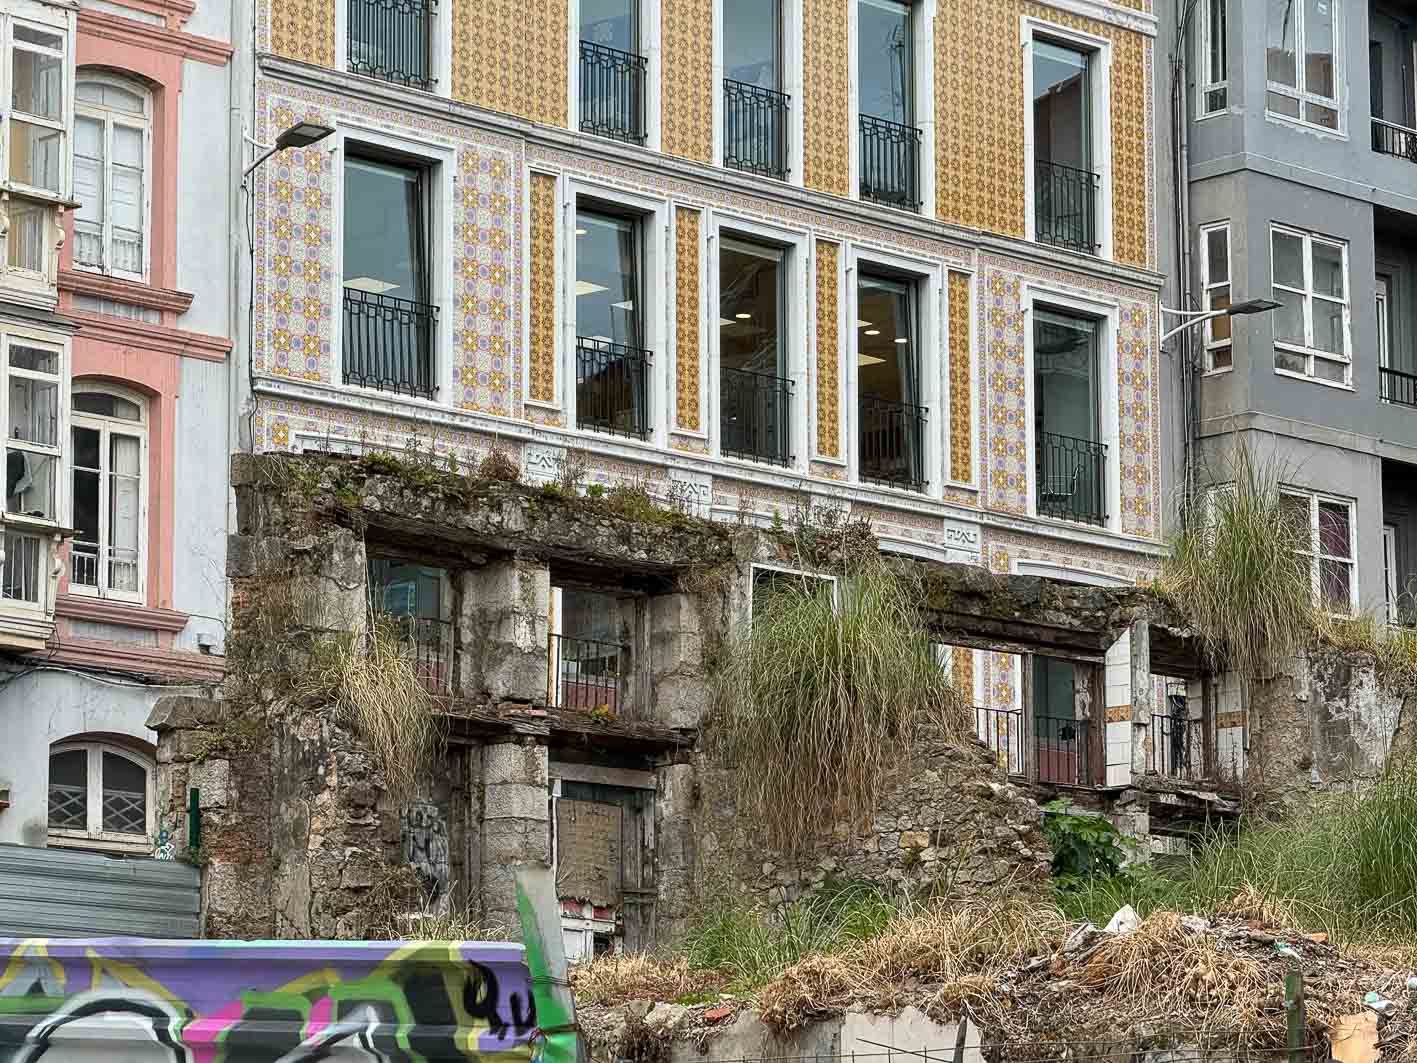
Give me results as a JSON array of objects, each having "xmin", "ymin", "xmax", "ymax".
[{"xmin": 1163, "ymin": 0, "xmax": 1417, "ymax": 624}]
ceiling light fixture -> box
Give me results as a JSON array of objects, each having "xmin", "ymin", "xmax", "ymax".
[
  {"xmin": 575, "ymin": 228, "xmax": 587, "ymax": 236},
  {"xmin": 735, "ymin": 312, "xmax": 752, "ymax": 320},
  {"xmin": 894, "ymin": 338, "xmax": 909, "ymax": 344},
  {"xmin": 864, "ymin": 329, "xmax": 880, "ymax": 336}
]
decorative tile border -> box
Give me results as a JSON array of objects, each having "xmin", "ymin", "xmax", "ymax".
[
  {"xmin": 528, "ymin": 173, "xmax": 558, "ymax": 405},
  {"xmin": 675, "ymin": 207, "xmax": 703, "ymax": 431},
  {"xmin": 947, "ymin": 270, "xmax": 974, "ymax": 484}
]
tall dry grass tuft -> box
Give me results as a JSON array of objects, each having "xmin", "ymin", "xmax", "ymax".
[
  {"xmin": 705, "ymin": 559, "xmax": 969, "ymax": 853},
  {"xmin": 299, "ymin": 614, "xmax": 442, "ymax": 808},
  {"xmin": 1162, "ymin": 446, "xmax": 1312, "ymax": 679},
  {"xmin": 570, "ymin": 955, "xmax": 721, "ymax": 1007}
]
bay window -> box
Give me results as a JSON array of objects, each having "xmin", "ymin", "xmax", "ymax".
[
  {"xmin": 70, "ymin": 386, "xmax": 145, "ymax": 602},
  {"xmin": 6, "ymin": 21, "xmax": 65, "ymax": 194},
  {"xmin": 1266, "ymin": 0, "xmax": 1339, "ymax": 129},
  {"xmin": 1271, "ymin": 226, "xmax": 1350, "ymax": 384},
  {"xmin": 1281, "ymin": 489, "xmax": 1356, "ymax": 614},
  {"xmin": 74, "ymin": 76, "xmax": 149, "ymax": 280}
]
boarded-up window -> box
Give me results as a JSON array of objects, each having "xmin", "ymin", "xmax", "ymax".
[{"xmin": 555, "ymin": 799, "xmax": 623, "ymax": 907}]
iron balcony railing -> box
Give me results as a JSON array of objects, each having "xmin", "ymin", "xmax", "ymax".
[
  {"xmin": 1035, "ymin": 715, "xmax": 1094, "ymax": 787},
  {"xmin": 975, "ymin": 706, "xmax": 1026, "ymax": 777},
  {"xmin": 723, "ymin": 79, "xmax": 789, "ymax": 180},
  {"xmin": 377, "ymin": 613, "xmax": 454, "ymax": 694},
  {"xmin": 1381, "ymin": 365, "xmax": 1417, "ymax": 408},
  {"xmin": 1036, "ymin": 429, "xmax": 1107, "ymax": 527},
  {"xmin": 859, "ymin": 114, "xmax": 922, "ymax": 212},
  {"xmin": 576, "ymin": 336, "xmax": 650, "ymax": 439},
  {"xmin": 342, "ymin": 288, "xmax": 439, "ymax": 399},
  {"xmin": 1373, "ymin": 116, "xmax": 1417, "ymax": 163},
  {"xmin": 579, "ymin": 41, "xmax": 647, "ymax": 145},
  {"xmin": 721, "ymin": 367, "xmax": 793, "ymax": 466},
  {"xmin": 1035, "ymin": 159, "xmax": 1101, "ymax": 254},
  {"xmin": 348, "ymin": 0, "xmax": 436, "ymax": 91},
  {"xmin": 1148, "ymin": 713, "xmax": 1200, "ymax": 781},
  {"xmin": 549, "ymin": 634, "xmax": 627, "ymax": 713},
  {"xmin": 859, "ymin": 393, "xmax": 926, "ymax": 491}
]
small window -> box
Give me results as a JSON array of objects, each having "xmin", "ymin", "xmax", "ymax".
[
  {"xmin": 1266, "ymin": 0, "xmax": 1339, "ymax": 129},
  {"xmin": 74, "ymin": 75, "xmax": 151, "ymax": 280},
  {"xmin": 348, "ymin": 0, "xmax": 436, "ymax": 91},
  {"xmin": 1032, "ymin": 37, "xmax": 1099, "ymax": 254},
  {"xmin": 1271, "ymin": 226, "xmax": 1350, "ymax": 384},
  {"xmin": 342, "ymin": 149, "xmax": 438, "ymax": 398},
  {"xmin": 6, "ymin": 21, "xmax": 66, "ymax": 195},
  {"xmin": 857, "ymin": 0, "xmax": 921, "ymax": 211},
  {"xmin": 368, "ymin": 556, "xmax": 452, "ymax": 693},
  {"xmin": 720, "ymin": 237, "xmax": 790, "ymax": 465},
  {"xmin": 1198, "ymin": 0, "xmax": 1228, "ymax": 116},
  {"xmin": 549, "ymin": 586, "xmax": 627, "ymax": 712},
  {"xmin": 575, "ymin": 206, "xmax": 650, "ymax": 439},
  {"xmin": 857, "ymin": 271, "xmax": 925, "ymax": 490},
  {"xmin": 70, "ymin": 385, "xmax": 146, "ymax": 602},
  {"xmin": 1281, "ymin": 488, "xmax": 1355, "ymax": 614},
  {"xmin": 1200, "ymin": 223, "xmax": 1232, "ymax": 371},
  {"xmin": 48, "ymin": 741, "xmax": 154, "ymax": 850}
]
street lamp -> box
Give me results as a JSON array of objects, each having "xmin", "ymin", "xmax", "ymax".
[
  {"xmin": 1159, "ymin": 298, "xmax": 1282, "ymax": 344},
  {"xmin": 242, "ymin": 122, "xmax": 336, "ymax": 179}
]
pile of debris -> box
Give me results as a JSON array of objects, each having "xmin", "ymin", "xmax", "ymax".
[{"xmin": 573, "ymin": 904, "xmax": 1417, "ymax": 1061}]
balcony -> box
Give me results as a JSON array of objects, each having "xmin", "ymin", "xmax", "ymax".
[
  {"xmin": 342, "ymin": 288, "xmax": 439, "ymax": 399},
  {"xmin": 975, "ymin": 705, "xmax": 1025, "ymax": 777},
  {"xmin": 1373, "ymin": 117, "xmax": 1417, "ymax": 163},
  {"xmin": 579, "ymin": 41, "xmax": 647, "ymax": 145},
  {"xmin": 858, "ymin": 394, "xmax": 926, "ymax": 491},
  {"xmin": 1382, "ymin": 366, "xmax": 1417, "ymax": 408},
  {"xmin": 1036, "ymin": 715, "xmax": 1096, "ymax": 787},
  {"xmin": 347, "ymin": 0, "xmax": 436, "ymax": 91},
  {"xmin": 721, "ymin": 367, "xmax": 792, "ymax": 466},
  {"xmin": 0, "ymin": 528, "xmax": 59, "ymax": 651},
  {"xmin": 1035, "ymin": 159, "xmax": 1100, "ymax": 255},
  {"xmin": 723, "ymin": 80, "xmax": 789, "ymax": 180},
  {"xmin": 858, "ymin": 115, "xmax": 922, "ymax": 212},
  {"xmin": 377, "ymin": 613, "xmax": 453, "ymax": 694},
  {"xmin": 576, "ymin": 337, "xmax": 650, "ymax": 439},
  {"xmin": 548, "ymin": 634, "xmax": 627, "ymax": 713},
  {"xmin": 1148, "ymin": 712, "xmax": 1202, "ymax": 782},
  {"xmin": 1036, "ymin": 430, "xmax": 1107, "ymax": 527}
]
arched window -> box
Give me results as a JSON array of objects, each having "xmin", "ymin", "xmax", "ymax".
[
  {"xmin": 70, "ymin": 383, "xmax": 147, "ymax": 602},
  {"xmin": 73, "ymin": 73, "xmax": 150, "ymax": 280},
  {"xmin": 47, "ymin": 739, "xmax": 154, "ymax": 851}
]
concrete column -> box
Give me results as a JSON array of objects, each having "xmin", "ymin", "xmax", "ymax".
[
  {"xmin": 653, "ymin": 760, "xmax": 696, "ymax": 948},
  {"xmin": 617, "ymin": 596, "xmax": 643, "ymax": 720},
  {"xmin": 461, "ymin": 559, "xmax": 550, "ymax": 701},
  {"xmin": 1129, "ymin": 620, "xmax": 1153, "ymax": 778},
  {"xmin": 646, "ymin": 592, "xmax": 708, "ymax": 729},
  {"xmin": 480, "ymin": 738, "xmax": 550, "ymax": 939}
]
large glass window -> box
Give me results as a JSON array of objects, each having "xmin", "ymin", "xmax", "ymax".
[
  {"xmin": 1266, "ymin": 0, "xmax": 1339, "ymax": 128},
  {"xmin": 580, "ymin": 0, "xmax": 645, "ymax": 143},
  {"xmin": 1198, "ymin": 0, "xmax": 1228, "ymax": 115},
  {"xmin": 723, "ymin": 0, "xmax": 788, "ymax": 179},
  {"xmin": 1271, "ymin": 226, "xmax": 1349, "ymax": 384},
  {"xmin": 857, "ymin": 0, "xmax": 920, "ymax": 211},
  {"xmin": 1034, "ymin": 308, "xmax": 1105, "ymax": 526},
  {"xmin": 70, "ymin": 388, "xmax": 145, "ymax": 602},
  {"xmin": 1200, "ymin": 223, "xmax": 1232, "ymax": 371},
  {"xmin": 74, "ymin": 77, "xmax": 149, "ymax": 280},
  {"xmin": 576, "ymin": 207, "xmax": 649, "ymax": 438},
  {"xmin": 857, "ymin": 272, "xmax": 924, "ymax": 490},
  {"xmin": 725, "ymin": 0, "xmax": 779, "ymax": 89},
  {"xmin": 48, "ymin": 741, "xmax": 153, "ymax": 850},
  {"xmin": 720, "ymin": 238, "xmax": 790, "ymax": 465},
  {"xmin": 342, "ymin": 150, "xmax": 437, "ymax": 398},
  {"xmin": 6, "ymin": 23, "xmax": 65, "ymax": 195},
  {"xmin": 1033, "ymin": 38, "xmax": 1098, "ymax": 254},
  {"xmin": 1281, "ymin": 489, "xmax": 1355, "ymax": 613}
]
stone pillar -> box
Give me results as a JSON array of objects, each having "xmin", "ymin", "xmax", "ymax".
[
  {"xmin": 461, "ymin": 559, "xmax": 550, "ymax": 701},
  {"xmin": 654, "ymin": 760, "xmax": 696, "ymax": 947},
  {"xmin": 617, "ymin": 595, "xmax": 643, "ymax": 720},
  {"xmin": 646, "ymin": 592, "xmax": 708, "ymax": 729},
  {"xmin": 480, "ymin": 736, "xmax": 550, "ymax": 939},
  {"xmin": 1129, "ymin": 620, "xmax": 1153, "ymax": 778}
]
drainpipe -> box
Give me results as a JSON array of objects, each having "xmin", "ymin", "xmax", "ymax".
[{"xmin": 1171, "ymin": 0, "xmax": 1198, "ymax": 526}]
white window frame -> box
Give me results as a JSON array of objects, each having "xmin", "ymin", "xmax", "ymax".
[
  {"xmin": 1022, "ymin": 284, "xmax": 1122, "ymax": 534},
  {"xmin": 1282, "ymin": 487, "xmax": 1357, "ymax": 615},
  {"xmin": 713, "ymin": 0, "xmax": 804, "ymax": 184},
  {"xmin": 568, "ymin": 0, "xmax": 662, "ymax": 151},
  {"xmin": 2, "ymin": 11, "xmax": 71, "ymax": 200},
  {"xmin": 707, "ymin": 212, "xmax": 808, "ymax": 469},
  {"xmin": 1196, "ymin": 0, "xmax": 1228, "ymax": 118},
  {"xmin": 845, "ymin": 243, "xmax": 942, "ymax": 493},
  {"xmin": 1384, "ymin": 523, "xmax": 1399, "ymax": 623},
  {"xmin": 329, "ymin": 123, "xmax": 454, "ymax": 402},
  {"xmin": 1265, "ymin": 0, "xmax": 1342, "ymax": 132},
  {"xmin": 1270, "ymin": 225, "xmax": 1352, "ymax": 387},
  {"xmin": 47, "ymin": 740, "xmax": 155, "ymax": 854},
  {"xmin": 68, "ymin": 382, "xmax": 148, "ymax": 604},
  {"xmin": 1021, "ymin": 17, "xmax": 1113, "ymax": 260},
  {"xmin": 73, "ymin": 73, "xmax": 152, "ymax": 282},
  {"xmin": 846, "ymin": 0, "xmax": 936, "ymax": 215},
  {"xmin": 335, "ymin": 0, "xmax": 451, "ymax": 100},
  {"xmin": 1199, "ymin": 221, "xmax": 1232, "ymax": 373},
  {"xmin": 748, "ymin": 562, "xmax": 838, "ymax": 619}
]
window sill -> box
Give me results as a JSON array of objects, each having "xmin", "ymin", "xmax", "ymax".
[
  {"xmin": 47, "ymin": 830, "xmax": 153, "ymax": 856},
  {"xmin": 1202, "ymin": 367, "xmax": 1234, "ymax": 377},
  {"xmin": 56, "ymin": 593, "xmax": 187, "ymax": 633},
  {"xmin": 59, "ymin": 270, "xmax": 194, "ymax": 316},
  {"xmin": 1273, "ymin": 367, "xmax": 1354, "ymax": 391},
  {"xmin": 1263, "ymin": 107, "xmax": 1346, "ymax": 139},
  {"xmin": 0, "ymin": 184, "xmax": 81, "ymax": 210}
]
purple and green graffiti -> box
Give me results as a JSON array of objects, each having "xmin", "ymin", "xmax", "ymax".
[{"xmin": 0, "ymin": 938, "xmax": 555, "ymax": 1062}]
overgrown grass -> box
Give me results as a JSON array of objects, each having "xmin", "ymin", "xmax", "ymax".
[
  {"xmin": 705, "ymin": 559, "xmax": 969, "ymax": 852},
  {"xmin": 1056, "ymin": 756, "xmax": 1417, "ymax": 941},
  {"xmin": 1161, "ymin": 447, "xmax": 1312, "ymax": 679}
]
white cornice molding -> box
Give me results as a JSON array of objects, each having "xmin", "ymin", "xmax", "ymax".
[{"xmin": 1035, "ymin": 0, "xmax": 1158, "ymax": 37}]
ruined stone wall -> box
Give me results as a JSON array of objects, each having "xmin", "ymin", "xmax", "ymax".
[{"xmin": 696, "ymin": 740, "xmax": 1051, "ymax": 907}]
